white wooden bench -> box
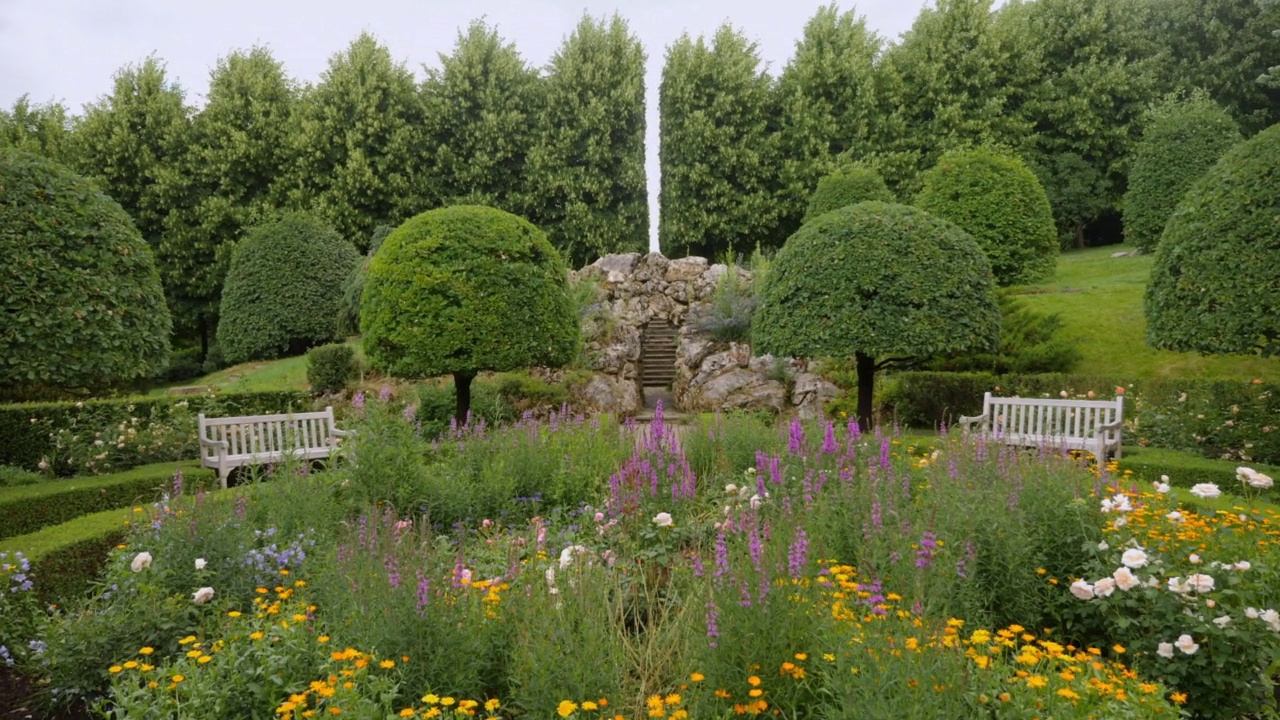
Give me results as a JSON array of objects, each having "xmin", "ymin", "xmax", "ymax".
[
  {"xmin": 197, "ymin": 407, "xmax": 353, "ymax": 488},
  {"xmin": 959, "ymin": 392, "xmax": 1124, "ymax": 461}
]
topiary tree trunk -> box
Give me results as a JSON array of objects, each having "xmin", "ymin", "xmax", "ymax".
[
  {"xmin": 855, "ymin": 352, "xmax": 876, "ymax": 432},
  {"xmin": 454, "ymin": 372, "xmax": 474, "ymax": 425}
]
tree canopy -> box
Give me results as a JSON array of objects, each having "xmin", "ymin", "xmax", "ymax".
[
  {"xmin": 803, "ymin": 164, "xmax": 895, "ymax": 222},
  {"xmin": 754, "ymin": 201, "xmax": 999, "ymax": 428},
  {"xmin": 1144, "ymin": 124, "xmax": 1280, "ymax": 357},
  {"xmin": 361, "ymin": 206, "xmax": 579, "ymax": 421},
  {"xmin": 0, "ymin": 150, "xmax": 171, "ymax": 399}
]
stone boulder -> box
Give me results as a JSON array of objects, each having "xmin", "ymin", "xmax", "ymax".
[
  {"xmin": 791, "ymin": 372, "xmax": 840, "ymax": 420},
  {"xmin": 572, "ymin": 373, "xmax": 642, "ymax": 416}
]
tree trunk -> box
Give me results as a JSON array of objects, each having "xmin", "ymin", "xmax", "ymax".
[
  {"xmin": 454, "ymin": 372, "xmax": 474, "ymax": 425},
  {"xmin": 199, "ymin": 316, "xmax": 209, "ymax": 359},
  {"xmin": 1074, "ymin": 221, "xmax": 1086, "ymax": 249},
  {"xmin": 856, "ymin": 351, "xmax": 876, "ymax": 432}
]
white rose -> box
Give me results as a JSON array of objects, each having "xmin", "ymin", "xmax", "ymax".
[
  {"xmin": 652, "ymin": 512, "xmax": 673, "ymax": 527},
  {"xmin": 1069, "ymin": 579, "xmax": 1095, "ymax": 601},
  {"xmin": 749, "ymin": 494, "xmax": 764, "ymax": 510},
  {"xmin": 1097, "ymin": 541, "xmax": 1109, "ymax": 551},
  {"xmin": 192, "ymin": 586, "xmax": 215, "ymax": 604},
  {"xmin": 1248, "ymin": 473, "xmax": 1274, "ymax": 489},
  {"xmin": 1166, "ymin": 511, "xmax": 1185, "ymax": 523},
  {"xmin": 1233, "ymin": 560, "xmax": 1251, "ymax": 571},
  {"xmin": 1060, "ymin": 390, "xmax": 1069, "ymax": 398},
  {"xmin": 1093, "ymin": 577, "xmax": 1116, "ymax": 597},
  {"xmin": 1186, "ymin": 573, "xmax": 1215, "ymax": 593},
  {"xmin": 194, "ymin": 558, "xmax": 207, "ymax": 570},
  {"xmin": 1237, "ymin": 467, "xmax": 1257, "ymax": 484},
  {"xmin": 1156, "ymin": 642, "xmax": 1175, "ymax": 659},
  {"xmin": 1261, "ymin": 609, "xmax": 1280, "ymax": 632},
  {"xmin": 1121, "ymin": 548, "xmax": 1149, "ymax": 569},
  {"xmin": 1167, "ymin": 577, "xmax": 1191, "ymax": 594},
  {"xmin": 1160, "ymin": 475, "xmax": 1170, "ymax": 483},
  {"xmin": 1245, "ymin": 607, "xmax": 1260, "ymax": 619},
  {"xmin": 1113, "ymin": 516, "xmax": 1128, "ymax": 528},
  {"xmin": 544, "ymin": 567, "xmax": 556, "ymax": 588},
  {"xmin": 1189, "ymin": 553, "xmax": 1201, "ymax": 564},
  {"xmin": 1213, "ymin": 615, "xmax": 1231, "ymax": 628},
  {"xmin": 1112, "ymin": 566, "xmax": 1141, "ymax": 591},
  {"xmin": 1189, "ymin": 483, "xmax": 1221, "ymax": 499},
  {"xmin": 1174, "ymin": 634, "xmax": 1199, "ymax": 655},
  {"xmin": 1153, "ymin": 481, "xmax": 1170, "ymax": 493},
  {"xmin": 724, "ymin": 483, "xmax": 738, "ymax": 495},
  {"xmin": 130, "ymin": 552, "xmax": 153, "ymax": 573}
]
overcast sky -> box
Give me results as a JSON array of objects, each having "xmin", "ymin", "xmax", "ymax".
[{"xmin": 0, "ymin": 0, "xmax": 941, "ymax": 250}]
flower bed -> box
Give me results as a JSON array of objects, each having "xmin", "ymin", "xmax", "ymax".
[{"xmin": 3, "ymin": 398, "xmax": 1276, "ymax": 718}]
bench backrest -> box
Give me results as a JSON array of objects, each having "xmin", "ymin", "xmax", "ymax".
[
  {"xmin": 198, "ymin": 407, "xmax": 338, "ymax": 460},
  {"xmin": 983, "ymin": 392, "xmax": 1123, "ymax": 441}
]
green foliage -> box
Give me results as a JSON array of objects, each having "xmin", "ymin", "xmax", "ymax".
[
  {"xmin": 361, "ymin": 206, "xmax": 579, "ymax": 381},
  {"xmin": 802, "ymin": 163, "xmax": 895, "ymax": 222},
  {"xmin": 335, "ymin": 226, "xmax": 393, "ymax": 338},
  {"xmin": 1123, "ymin": 93, "xmax": 1241, "ymax": 252},
  {"xmin": 0, "ymin": 508, "xmax": 131, "ymax": 605},
  {"xmin": 525, "ymin": 14, "xmax": 649, "ymax": 266},
  {"xmin": 1026, "ymin": 151, "xmax": 1111, "ymax": 250},
  {"xmin": 160, "ymin": 47, "xmax": 298, "ymax": 345},
  {"xmin": 659, "ymin": 25, "xmax": 781, "ymax": 258},
  {"xmin": 284, "ymin": 33, "xmax": 421, "ymax": 248},
  {"xmin": 688, "ymin": 262, "xmax": 756, "ymax": 344},
  {"xmin": 0, "ymin": 149, "xmax": 172, "ymax": 400},
  {"xmin": 422, "ymin": 21, "xmax": 540, "ymax": 217},
  {"xmin": 755, "ymin": 202, "xmax": 1000, "ymax": 361},
  {"xmin": 217, "ymin": 213, "xmax": 361, "ymax": 363},
  {"xmin": 0, "ymin": 462, "xmax": 212, "ymax": 542},
  {"xmin": 922, "ymin": 290, "xmax": 1081, "ymax": 374},
  {"xmin": 1145, "ymin": 124, "xmax": 1280, "ymax": 357},
  {"xmin": 916, "ymin": 147, "xmax": 1058, "ymax": 285},
  {"xmin": 0, "ymin": 465, "xmax": 44, "ymax": 487},
  {"xmin": 776, "ymin": 6, "xmax": 883, "ymax": 236},
  {"xmin": 0, "ymin": 94, "xmax": 71, "ymax": 162},
  {"xmin": 0, "ymin": 391, "xmax": 310, "ymax": 472},
  {"xmin": 306, "ymin": 344, "xmax": 358, "ymax": 395},
  {"xmin": 70, "ymin": 56, "xmax": 192, "ymax": 252}
]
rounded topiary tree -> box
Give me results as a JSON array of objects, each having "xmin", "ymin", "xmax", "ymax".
[
  {"xmin": 915, "ymin": 147, "xmax": 1057, "ymax": 286},
  {"xmin": 1124, "ymin": 94, "xmax": 1241, "ymax": 252},
  {"xmin": 1145, "ymin": 124, "xmax": 1280, "ymax": 358},
  {"xmin": 217, "ymin": 213, "xmax": 361, "ymax": 363},
  {"xmin": 361, "ymin": 206, "xmax": 579, "ymax": 421},
  {"xmin": 803, "ymin": 164, "xmax": 895, "ymax": 222},
  {"xmin": 0, "ymin": 149, "xmax": 171, "ymax": 399},
  {"xmin": 754, "ymin": 201, "xmax": 1000, "ymax": 429}
]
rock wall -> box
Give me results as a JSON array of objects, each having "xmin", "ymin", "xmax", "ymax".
[{"xmin": 569, "ymin": 252, "xmax": 838, "ymax": 419}]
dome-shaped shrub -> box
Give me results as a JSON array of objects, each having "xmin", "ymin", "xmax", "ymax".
[
  {"xmin": 803, "ymin": 164, "xmax": 895, "ymax": 222},
  {"xmin": 916, "ymin": 147, "xmax": 1057, "ymax": 285},
  {"xmin": 361, "ymin": 205, "xmax": 578, "ymax": 421},
  {"xmin": 1145, "ymin": 124, "xmax": 1280, "ymax": 357},
  {"xmin": 1124, "ymin": 95, "xmax": 1241, "ymax": 252},
  {"xmin": 754, "ymin": 201, "xmax": 999, "ymax": 429},
  {"xmin": 217, "ymin": 213, "xmax": 360, "ymax": 363},
  {"xmin": 0, "ymin": 149, "xmax": 171, "ymax": 399}
]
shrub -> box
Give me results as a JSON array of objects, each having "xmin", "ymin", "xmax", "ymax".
[
  {"xmin": 163, "ymin": 346, "xmax": 205, "ymax": 383},
  {"xmin": 916, "ymin": 147, "xmax": 1058, "ymax": 285},
  {"xmin": 803, "ymin": 163, "xmax": 895, "ymax": 222},
  {"xmin": 216, "ymin": 213, "xmax": 361, "ymax": 363},
  {"xmin": 921, "ymin": 290, "xmax": 1081, "ymax": 374},
  {"xmin": 306, "ymin": 343, "xmax": 357, "ymax": 395},
  {"xmin": 0, "ymin": 464, "xmax": 44, "ymax": 487},
  {"xmin": 753, "ymin": 201, "xmax": 999, "ymax": 429},
  {"xmin": 1123, "ymin": 93, "xmax": 1240, "ymax": 252},
  {"xmin": 362, "ymin": 206, "xmax": 579, "ymax": 422},
  {"xmin": 0, "ymin": 149, "xmax": 171, "ymax": 400},
  {"xmin": 0, "ymin": 391, "xmax": 311, "ymax": 472},
  {"xmin": 688, "ymin": 261, "xmax": 755, "ymax": 343},
  {"xmin": 334, "ymin": 225, "xmax": 394, "ymax": 338},
  {"xmin": 1145, "ymin": 124, "xmax": 1280, "ymax": 358}
]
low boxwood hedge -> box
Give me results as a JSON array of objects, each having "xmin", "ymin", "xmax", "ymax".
[
  {"xmin": 1115, "ymin": 446, "xmax": 1280, "ymax": 502},
  {"xmin": 0, "ymin": 508, "xmax": 134, "ymax": 604},
  {"xmin": 0, "ymin": 390, "xmax": 311, "ymax": 471},
  {"xmin": 0, "ymin": 461, "xmax": 215, "ymax": 541}
]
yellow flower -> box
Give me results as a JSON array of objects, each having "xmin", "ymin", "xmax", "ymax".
[
  {"xmin": 485, "ymin": 699, "xmax": 501, "ymax": 712},
  {"xmin": 178, "ymin": 636, "xmax": 197, "ymax": 645},
  {"xmin": 139, "ymin": 647, "xmax": 154, "ymax": 655},
  {"xmin": 250, "ymin": 632, "xmax": 265, "ymax": 640},
  {"xmin": 440, "ymin": 697, "xmax": 455, "ymax": 707},
  {"xmin": 399, "ymin": 710, "xmax": 416, "ymax": 718},
  {"xmin": 380, "ymin": 660, "xmax": 396, "ymax": 669},
  {"xmin": 318, "ymin": 636, "xmax": 330, "ymax": 644},
  {"xmin": 1026, "ymin": 675, "xmax": 1047, "ymax": 689},
  {"xmin": 1171, "ymin": 692, "xmax": 1188, "ymax": 705},
  {"xmin": 172, "ymin": 674, "xmax": 185, "ymax": 683},
  {"xmin": 197, "ymin": 656, "xmax": 212, "ymax": 664},
  {"xmin": 329, "ymin": 709, "xmax": 343, "ymax": 716},
  {"xmin": 186, "ymin": 650, "xmax": 202, "ymax": 659},
  {"xmin": 557, "ymin": 700, "xmax": 579, "ymax": 717},
  {"xmin": 794, "ymin": 653, "xmax": 807, "ymax": 661},
  {"xmin": 422, "ymin": 694, "xmax": 439, "ymax": 704},
  {"xmin": 690, "ymin": 672, "xmax": 704, "ymax": 682},
  {"xmin": 108, "ymin": 666, "xmax": 123, "ymax": 674},
  {"xmin": 1056, "ymin": 688, "xmax": 1081, "ymax": 700},
  {"xmin": 228, "ymin": 611, "xmax": 242, "ymax": 618},
  {"xmin": 122, "ymin": 661, "xmax": 138, "ymax": 669},
  {"xmin": 581, "ymin": 701, "xmax": 598, "ymax": 711},
  {"xmin": 664, "ymin": 694, "xmax": 681, "ymax": 706},
  {"xmin": 747, "ymin": 676, "xmax": 761, "ymax": 687},
  {"xmin": 1112, "ymin": 644, "xmax": 1126, "ymax": 654}
]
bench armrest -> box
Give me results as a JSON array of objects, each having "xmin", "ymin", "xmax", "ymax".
[
  {"xmin": 1098, "ymin": 419, "xmax": 1124, "ymax": 432},
  {"xmin": 330, "ymin": 427, "xmax": 356, "ymax": 439},
  {"xmin": 957, "ymin": 412, "xmax": 988, "ymax": 431},
  {"xmin": 199, "ymin": 437, "xmax": 229, "ymax": 454}
]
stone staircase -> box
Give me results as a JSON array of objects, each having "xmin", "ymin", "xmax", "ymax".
[{"xmin": 641, "ymin": 321, "xmax": 678, "ymax": 388}]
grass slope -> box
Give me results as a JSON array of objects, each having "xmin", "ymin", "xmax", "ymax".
[
  {"xmin": 149, "ymin": 338, "xmax": 364, "ymax": 395},
  {"xmin": 1015, "ymin": 248, "xmax": 1280, "ymax": 381}
]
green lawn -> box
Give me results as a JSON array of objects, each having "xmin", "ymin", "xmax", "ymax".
[
  {"xmin": 148, "ymin": 338, "xmax": 364, "ymax": 395},
  {"xmin": 1013, "ymin": 247, "xmax": 1280, "ymax": 381}
]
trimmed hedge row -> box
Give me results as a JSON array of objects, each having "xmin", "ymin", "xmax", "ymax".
[
  {"xmin": 0, "ymin": 461, "xmax": 215, "ymax": 541},
  {"xmin": 0, "ymin": 508, "xmax": 133, "ymax": 604},
  {"xmin": 1115, "ymin": 448, "xmax": 1280, "ymax": 503},
  {"xmin": 876, "ymin": 372, "xmax": 1280, "ymax": 465},
  {"xmin": 0, "ymin": 390, "xmax": 311, "ymax": 471}
]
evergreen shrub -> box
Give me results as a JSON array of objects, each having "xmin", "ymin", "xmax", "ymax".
[
  {"xmin": 803, "ymin": 163, "xmax": 895, "ymax": 222},
  {"xmin": 306, "ymin": 344, "xmax": 358, "ymax": 395}
]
